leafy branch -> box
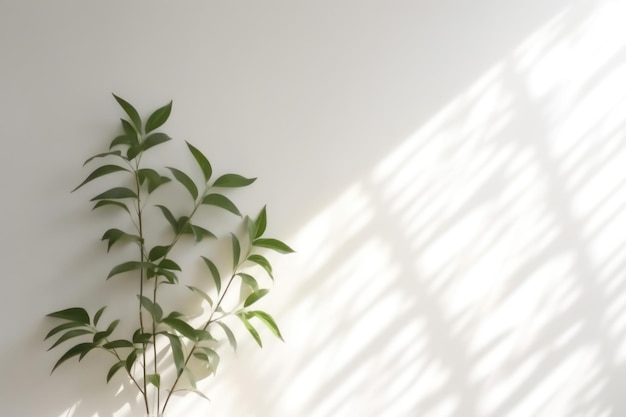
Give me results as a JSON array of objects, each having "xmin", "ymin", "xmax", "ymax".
[{"xmin": 44, "ymin": 95, "xmax": 293, "ymax": 417}]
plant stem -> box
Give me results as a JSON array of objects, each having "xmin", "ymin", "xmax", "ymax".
[{"xmin": 161, "ymin": 270, "xmax": 240, "ymax": 415}]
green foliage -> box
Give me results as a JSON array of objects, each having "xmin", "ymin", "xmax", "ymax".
[{"xmin": 44, "ymin": 95, "xmax": 292, "ymax": 417}]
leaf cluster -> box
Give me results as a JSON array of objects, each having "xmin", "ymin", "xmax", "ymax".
[{"xmin": 45, "ymin": 95, "xmax": 293, "ymax": 417}]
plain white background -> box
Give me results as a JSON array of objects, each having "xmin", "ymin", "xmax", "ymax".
[{"xmin": 2, "ymin": 0, "xmax": 626, "ymax": 416}]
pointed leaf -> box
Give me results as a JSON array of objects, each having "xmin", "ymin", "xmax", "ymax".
[
  {"xmin": 162, "ymin": 332, "xmax": 185, "ymax": 376},
  {"xmin": 190, "ymin": 224, "xmax": 216, "ymax": 242},
  {"xmin": 138, "ymin": 168, "xmax": 171, "ymax": 193},
  {"xmin": 162, "ymin": 317, "xmax": 197, "ymax": 341},
  {"xmin": 237, "ymin": 314, "xmax": 262, "ymax": 347},
  {"xmin": 253, "ymin": 238, "xmax": 294, "ymax": 254},
  {"xmin": 83, "ymin": 150, "xmax": 122, "ymax": 166},
  {"xmin": 93, "ymin": 319, "xmax": 119, "ymax": 344},
  {"xmin": 156, "ymin": 205, "xmax": 178, "ymax": 232},
  {"xmin": 47, "ymin": 307, "xmax": 90, "ymax": 325},
  {"xmin": 110, "ymin": 134, "xmax": 135, "ymax": 149},
  {"xmin": 247, "ymin": 254, "xmax": 273, "ymax": 279},
  {"xmin": 106, "ymin": 361, "xmax": 126, "ymax": 383},
  {"xmin": 244, "ymin": 289, "xmax": 270, "ymax": 308},
  {"xmin": 201, "ymin": 257, "xmax": 221, "ymax": 294},
  {"xmin": 186, "ymin": 141, "xmax": 212, "ymax": 182},
  {"xmin": 196, "ymin": 346, "xmax": 220, "ymax": 374},
  {"xmin": 148, "ymin": 245, "xmax": 170, "ymax": 261},
  {"xmin": 147, "ymin": 373, "xmax": 161, "ymax": 388},
  {"xmin": 213, "ymin": 174, "xmax": 256, "ymax": 188},
  {"xmin": 126, "ymin": 144, "xmax": 142, "ymax": 161},
  {"xmin": 186, "ymin": 285, "xmax": 213, "ymax": 307},
  {"xmin": 125, "ymin": 349, "xmax": 139, "ymax": 371},
  {"xmin": 167, "ymin": 167, "xmax": 198, "ymax": 200},
  {"xmin": 92, "ymin": 200, "xmax": 130, "ymax": 214},
  {"xmin": 215, "ymin": 321, "xmax": 237, "ymax": 351},
  {"xmin": 103, "ymin": 339, "xmax": 134, "ymax": 349},
  {"xmin": 102, "ymin": 228, "xmax": 141, "ymax": 252},
  {"xmin": 138, "ymin": 295, "xmax": 163, "ymax": 322},
  {"xmin": 254, "ymin": 206, "xmax": 267, "ymax": 238},
  {"xmin": 249, "ymin": 310, "xmax": 284, "ymax": 341},
  {"xmin": 47, "ymin": 329, "xmax": 93, "ymax": 351},
  {"xmin": 72, "ymin": 165, "xmax": 128, "ymax": 192},
  {"xmin": 143, "ymin": 132, "xmax": 171, "ymax": 152},
  {"xmin": 201, "ymin": 194, "xmax": 241, "ymax": 216},
  {"xmin": 90, "ymin": 187, "xmax": 137, "ymax": 201},
  {"xmin": 112, "ymin": 94, "xmax": 142, "ymax": 132},
  {"xmin": 107, "ymin": 261, "xmax": 154, "ymax": 279},
  {"xmin": 158, "ymin": 258, "xmax": 181, "ymax": 271},
  {"xmin": 231, "ymin": 233, "xmax": 240, "ymax": 270},
  {"xmin": 237, "ymin": 273, "xmax": 259, "ymax": 292},
  {"xmin": 93, "ymin": 306, "xmax": 107, "ymax": 326},
  {"xmin": 51, "ymin": 342, "xmax": 93, "ymax": 373},
  {"xmin": 145, "ymin": 101, "xmax": 172, "ymax": 133},
  {"xmin": 45, "ymin": 322, "xmax": 84, "ymax": 340},
  {"xmin": 132, "ymin": 329, "xmax": 152, "ymax": 344}
]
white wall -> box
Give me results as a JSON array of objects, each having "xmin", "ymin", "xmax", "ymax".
[{"xmin": 2, "ymin": 0, "xmax": 626, "ymax": 416}]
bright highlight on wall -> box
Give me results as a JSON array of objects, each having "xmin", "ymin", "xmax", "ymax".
[{"xmin": 201, "ymin": 3, "xmax": 626, "ymax": 417}]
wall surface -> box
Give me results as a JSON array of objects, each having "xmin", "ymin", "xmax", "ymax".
[{"xmin": 2, "ymin": 0, "xmax": 626, "ymax": 416}]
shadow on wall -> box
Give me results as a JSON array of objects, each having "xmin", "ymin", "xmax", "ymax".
[
  {"xmin": 194, "ymin": 2, "xmax": 626, "ymax": 417},
  {"xmin": 14, "ymin": 0, "xmax": 624, "ymax": 416}
]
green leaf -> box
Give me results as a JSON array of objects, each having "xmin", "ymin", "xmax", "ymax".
[
  {"xmin": 237, "ymin": 273, "xmax": 259, "ymax": 292},
  {"xmin": 162, "ymin": 317, "xmax": 197, "ymax": 341},
  {"xmin": 158, "ymin": 259, "xmax": 181, "ymax": 274},
  {"xmin": 90, "ymin": 187, "xmax": 138, "ymax": 201},
  {"xmin": 147, "ymin": 373, "xmax": 161, "ymax": 388},
  {"xmin": 186, "ymin": 285, "xmax": 214, "ymax": 307},
  {"xmin": 47, "ymin": 307, "xmax": 90, "ymax": 325},
  {"xmin": 201, "ymin": 194, "xmax": 241, "ymax": 216},
  {"xmin": 244, "ymin": 289, "xmax": 269, "ymax": 308},
  {"xmin": 138, "ymin": 295, "xmax": 163, "ymax": 322},
  {"xmin": 132, "ymin": 329, "xmax": 152, "ymax": 344},
  {"xmin": 196, "ymin": 347, "xmax": 220, "ymax": 374},
  {"xmin": 107, "ymin": 261, "xmax": 154, "ymax": 279},
  {"xmin": 253, "ymin": 238, "xmax": 294, "ymax": 254},
  {"xmin": 145, "ymin": 101, "xmax": 172, "ymax": 133},
  {"xmin": 93, "ymin": 306, "xmax": 107, "ymax": 326},
  {"xmin": 190, "ymin": 224, "xmax": 216, "ymax": 242},
  {"xmin": 194, "ymin": 329, "xmax": 215, "ymax": 342},
  {"xmin": 93, "ymin": 319, "xmax": 119, "ymax": 344},
  {"xmin": 51, "ymin": 342, "xmax": 93, "ymax": 373},
  {"xmin": 247, "ymin": 254, "xmax": 273, "ymax": 279},
  {"xmin": 103, "ymin": 339, "xmax": 134, "ymax": 349},
  {"xmin": 113, "ymin": 94, "xmax": 142, "ymax": 132},
  {"xmin": 201, "ymin": 257, "xmax": 221, "ymax": 294},
  {"xmin": 215, "ymin": 321, "xmax": 237, "ymax": 352},
  {"xmin": 186, "ymin": 141, "xmax": 212, "ymax": 182},
  {"xmin": 143, "ymin": 132, "xmax": 171, "ymax": 152},
  {"xmin": 45, "ymin": 322, "xmax": 84, "ymax": 340},
  {"xmin": 167, "ymin": 167, "xmax": 198, "ymax": 200},
  {"xmin": 92, "ymin": 200, "xmax": 130, "ymax": 214},
  {"xmin": 231, "ymin": 233, "xmax": 241, "ymax": 270},
  {"xmin": 47, "ymin": 329, "xmax": 93, "ymax": 351},
  {"xmin": 156, "ymin": 205, "xmax": 178, "ymax": 232},
  {"xmin": 148, "ymin": 245, "xmax": 170, "ymax": 261},
  {"xmin": 162, "ymin": 332, "xmax": 185, "ymax": 376},
  {"xmin": 102, "ymin": 228, "xmax": 141, "ymax": 252},
  {"xmin": 138, "ymin": 168, "xmax": 171, "ymax": 193},
  {"xmin": 126, "ymin": 144, "xmax": 142, "ymax": 161},
  {"xmin": 212, "ymin": 174, "xmax": 256, "ymax": 188},
  {"xmin": 83, "ymin": 150, "xmax": 123, "ymax": 166},
  {"xmin": 120, "ymin": 118, "xmax": 139, "ymax": 143},
  {"xmin": 110, "ymin": 133, "xmax": 135, "ymax": 149},
  {"xmin": 237, "ymin": 313, "xmax": 262, "ymax": 347},
  {"xmin": 183, "ymin": 366, "xmax": 198, "ymax": 389},
  {"xmin": 254, "ymin": 206, "xmax": 267, "ymax": 238},
  {"xmin": 125, "ymin": 348, "xmax": 140, "ymax": 371},
  {"xmin": 72, "ymin": 165, "xmax": 128, "ymax": 192},
  {"xmin": 106, "ymin": 361, "xmax": 126, "ymax": 383},
  {"xmin": 248, "ymin": 310, "xmax": 284, "ymax": 341}
]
